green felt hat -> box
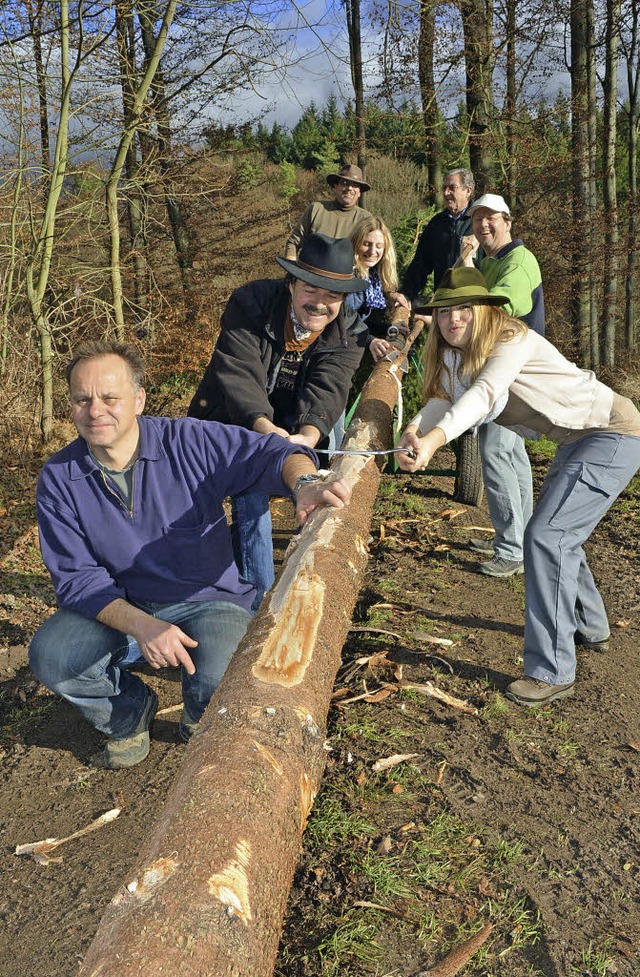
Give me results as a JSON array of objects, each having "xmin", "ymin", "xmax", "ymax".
[{"xmin": 414, "ymin": 267, "xmax": 511, "ymax": 311}]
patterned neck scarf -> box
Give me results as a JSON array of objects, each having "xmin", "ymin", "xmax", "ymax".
[
  {"xmin": 290, "ymin": 303, "xmax": 312, "ymax": 342},
  {"xmin": 364, "ymin": 267, "xmax": 386, "ymax": 310}
]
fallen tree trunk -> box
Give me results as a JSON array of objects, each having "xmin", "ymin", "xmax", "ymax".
[{"xmin": 78, "ymin": 324, "xmax": 421, "ymax": 977}]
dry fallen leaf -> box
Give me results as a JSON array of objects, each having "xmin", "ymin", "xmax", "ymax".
[{"xmin": 438, "ymin": 507, "xmax": 467, "ymax": 521}]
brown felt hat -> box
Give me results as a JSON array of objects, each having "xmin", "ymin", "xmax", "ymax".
[{"xmin": 326, "ymin": 163, "xmax": 371, "ymax": 191}]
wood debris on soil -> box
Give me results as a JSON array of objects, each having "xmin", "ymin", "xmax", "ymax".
[{"xmin": 15, "ymin": 808, "xmax": 121, "ymax": 865}]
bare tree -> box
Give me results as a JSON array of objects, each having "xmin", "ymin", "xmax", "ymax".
[
  {"xmin": 621, "ymin": 0, "xmax": 640, "ymax": 353},
  {"xmin": 346, "ymin": 0, "xmax": 368, "ymax": 203},
  {"xmin": 459, "ymin": 0, "xmax": 495, "ymax": 190},
  {"xmin": 601, "ymin": 0, "xmax": 621, "ymax": 365},
  {"xmin": 570, "ymin": 0, "xmax": 594, "ymax": 365},
  {"xmin": 418, "ymin": 0, "xmax": 442, "ymax": 202}
]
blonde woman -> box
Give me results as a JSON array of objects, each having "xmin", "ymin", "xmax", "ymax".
[
  {"xmin": 397, "ymin": 267, "xmax": 640, "ymax": 707},
  {"xmin": 346, "ymin": 216, "xmax": 401, "ymax": 361}
]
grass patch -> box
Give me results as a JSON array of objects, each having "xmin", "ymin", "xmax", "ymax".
[{"xmin": 306, "ymin": 795, "xmax": 376, "ymax": 848}]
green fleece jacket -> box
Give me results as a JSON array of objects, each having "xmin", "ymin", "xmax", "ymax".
[{"xmin": 480, "ymin": 239, "xmax": 545, "ymax": 334}]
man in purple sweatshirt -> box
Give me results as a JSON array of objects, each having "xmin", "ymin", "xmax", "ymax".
[{"xmin": 30, "ymin": 341, "xmax": 349, "ymax": 768}]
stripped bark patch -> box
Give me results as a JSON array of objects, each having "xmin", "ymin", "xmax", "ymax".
[
  {"xmin": 253, "ymin": 572, "xmax": 325, "ymax": 686},
  {"xmin": 299, "ymin": 772, "xmax": 316, "ymax": 829},
  {"xmin": 253, "ymin": 741, "xmax": 284, "ymax": 777},
  {"xmin": 113, "ymin": 855, "xmax": 179, "ymax": 907},
  {"xmin": 207, "ymin": 840, "xmax": 253, "ymax": 924}
]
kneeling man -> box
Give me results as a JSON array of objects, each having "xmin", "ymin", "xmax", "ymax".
[{"xmin": 30, "ymin": 341, "xmax": 350, "ymax": 767}]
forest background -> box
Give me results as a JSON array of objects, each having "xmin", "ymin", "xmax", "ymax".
[
  {"xmin": 1, "ymin": 6, "xmax": 640, "ymax": 975},
  {"xmin": 0, "ymin": 0, "xmax": 639, "ymax": 449}
]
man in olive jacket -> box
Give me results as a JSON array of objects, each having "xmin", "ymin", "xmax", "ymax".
[{"xmin": 189, "ymin": 233, "xmax": 368, "ymax": 609}]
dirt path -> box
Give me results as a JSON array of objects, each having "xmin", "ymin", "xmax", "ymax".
[{"xmin": 1, "ymin": 447, "xmax": 638, "ymax": 976}]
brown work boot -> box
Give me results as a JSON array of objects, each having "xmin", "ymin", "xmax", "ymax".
[
  {"xmin": 575, "ymin": 633, "xmax": 609, "ymax": 653},
  {"xmin": 92, "ymin": 689, "xmax": 158, "ymax": 769},
  {"xmin": 505, "ymin": 677, "xmax": 575, "ymax": 707}
]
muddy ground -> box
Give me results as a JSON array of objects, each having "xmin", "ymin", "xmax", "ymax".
[{"xmin": 0, "ymin": 445, "xmax": 638, "ymax": 977}]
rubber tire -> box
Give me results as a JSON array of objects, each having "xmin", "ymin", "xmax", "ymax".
[{"xmin": 453, "ymin": 430, "xmax": 484, "ymax": 506}]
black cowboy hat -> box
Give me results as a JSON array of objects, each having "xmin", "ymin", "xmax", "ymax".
[
  {"xmin": 326, "ymin": 163, "xmax": 371, "ymax": 191},
  {"xmin": 413, "ymin": 266, "xmax": 511, "ymax": 311},
  {"xmin": 276, "ymin": 233, "xmax": 368, "ymax": 293}
]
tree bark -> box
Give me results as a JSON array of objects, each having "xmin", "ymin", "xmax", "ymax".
[
  {"xmin": 346, "ymin": 0, "xmax": 367, "ymax": 204},
  {"xmin": 460, "ymin": 0, "xmax": 495, "ymax": 190},
  {"xmin": 105, "ymin": 0, "xmax": 178, "ymax": 338},
  {"xmin": 26, "ymin": 0, "xmax": 50, "ymax": 175},
  {"xmin": 138, "ymin": 0, "xmax": 195, "ymax": 295},
  {"xmin": 116, "ymin": 0, "xmax": 149, "ymax": 317},
  {"xmin": 586, "ymin": 0, "xmax": 600, "ymax": 367},
  {"xmin": 418, "ymin": 0, "xmax": 442, "ymax": 204},
  {"xmin": 623, "ymin": 0, "xmax": 640, "ymax": 354},
  {"xmin": 504, "ymin": 0, "xmax": 517, "ymax": 211},
  {"xmin": 76, "ymin": 334, "xmax": 421, "ymax": 977},
  {"xmin": 570, "ymin": 0, "xmax": 593, "ymax": 365},
  {"xmin": 602, "ymin": 0, "xmax": 621, "ymax": 366}
]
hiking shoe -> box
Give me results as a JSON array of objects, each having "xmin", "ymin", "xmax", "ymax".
[
  {"xmin": 468, "ymin": 536, "xmax": 495, "ymax": 555},
  {"xmin": 575, "ymin": 633, "xmax": 610, "ymax": 653},
  {"xmin": 476, "ymin": 556, "xmax": 524, "ymax": 577},
  {"xmin": 505, "ymin": 677, "xmax": 575, "ymax": 707},
  {"xmin": 178, "ymin": 704, "xmax": 200, "ymax": 743},
  {"xmin": 93, "ymin": 689, "xmax": 158, "ymax": 769}
]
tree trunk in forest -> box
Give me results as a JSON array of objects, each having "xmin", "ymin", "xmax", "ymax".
[
  {"xmin": 105, "ymin": 0, "xmax": 178, "ymax": 337},
  {"xmin": 623, "ymin": 2, "xmax": 639, "ymax": 354},
  {"xmin": 570, "ymin": 0, "xmax": 593, "ymax": 365},
  {"xmin": 460, "ymin": 0, "xmax": 495, "ymax": 190},
  {"xmin": 418, "ymin": 0, "xmax": 442, "ymax": 204},
  {"xmin": 138, "ymin": 1, "xmax": 195, "ymax": 295},
  {"xmin": 504, "ymin": 0, "xmax": 517, "ymax": 210},
  {"xmin": 602, "ymin": 0, "xmax": 621, "ymax": 366},
  {"xmin": 76, "ymin": 329, "xmax": 421, "ymax": 977},
  {"xmin": 26, "ymin": 0, "xmax": 51, "ymax": 175},
  {"xmin": 116, "ymin": 0, "xmax": 149, "ymax": 318},
  {"xmin": 586, "ymin": 0, "xmax": 600, "ymax": 367},
  {"xmin": 346, "ymin": 0, "xmax": 368, "ymax": 204}
]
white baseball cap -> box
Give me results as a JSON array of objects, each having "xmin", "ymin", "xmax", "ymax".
[{"xmin": 468, "ymin": 193, "xmax": 512, "ymax": 218}]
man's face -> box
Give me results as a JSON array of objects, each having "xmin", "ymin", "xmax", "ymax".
[
  {"xmin": 471, "ymin": 208, "xmax": 512, "ymax": 255},
  {"xmin": 332, "ymin": 178, "xmax": 362, "ymax": 209},
  {"xmin": 442, "ymin": 175, "xmax": 473, "ymax": 216},
  {"xmin": 289, "ymin": 280, "xmax": 344, "ymax": 333},
  {"xmin": 69, "ymin": 354, "xmax": 145, "ymax": 462}
]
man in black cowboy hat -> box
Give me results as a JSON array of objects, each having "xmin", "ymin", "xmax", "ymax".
[
  {"xmin": 284, "ymin": 164, "xmax": 373, "ymax": 260},
  {"xmin": 188, "ymin": 233, "xmax": 369, "ymax": 609}
]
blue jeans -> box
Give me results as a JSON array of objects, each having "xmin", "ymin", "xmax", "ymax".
[
  {"xmin": 29, "ymin": 599, "xmax": 251, "ymax": 739},
  {"xmin": 523, "ymin": 433, "xmax": 640, "ymax": 684},
  {"xmin": 230, "ymin": 491, "xmax": 275, "ymax": 611},
  {"xmin": 479, "ymin": 422, "xmax": 533, "ymax": 561}
]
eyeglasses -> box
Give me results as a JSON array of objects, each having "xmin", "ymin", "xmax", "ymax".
[
  {"xmin": 442, "ymin": 183, "xmax": 463, "ymax": 191},
  {"xmin": 336, "ymin": 179, "xmax": 359, "ymax": 188}
]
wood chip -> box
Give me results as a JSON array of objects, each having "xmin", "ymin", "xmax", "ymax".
[
  {"xmin": 15, "ymin": 808, "xmax": 121, "ymax": 866},
  {"xmin": 372, "ymin": 752, "xmax": 420, "ymax": 773},
  {"xmin": 392, "ymin": 680, "xmax": 478, "ymax": 715},
  {"xmin": 411, "ymin": 631, "xmax": 454, "ymax": 647},
  {"xmin": 352, "ymin": 900, "xmax": 408, "ymax": 919}
]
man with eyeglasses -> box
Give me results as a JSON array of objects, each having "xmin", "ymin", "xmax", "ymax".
[
  {"xmin": 284, "ymin": 164, "xmax": 372, "ymax": 260},
  {"xmin": 392, "ymin": 168, "xmax": 477, "ymax": 308}
]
